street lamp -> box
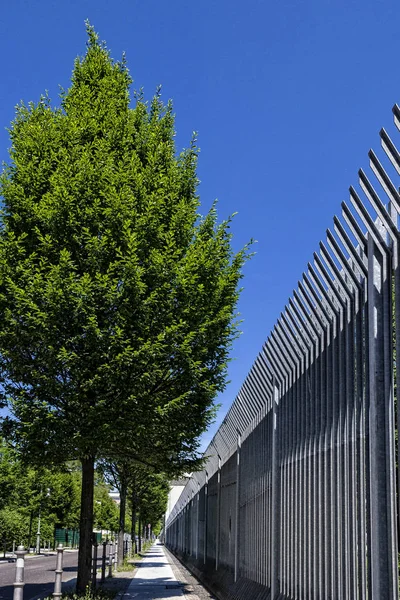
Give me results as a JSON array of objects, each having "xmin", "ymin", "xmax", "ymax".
[
  {"xmin": 36, "ymin": 488, "xmax": 50, "ymax": 554},
  {"xmin": 36, "ymin": 507, "xmax": 41, "ymax": 554}
]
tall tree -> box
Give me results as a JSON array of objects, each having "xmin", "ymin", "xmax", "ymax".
[{"xmin": 0, "ymin": 24, "xmax": 252, "ymax": 589}]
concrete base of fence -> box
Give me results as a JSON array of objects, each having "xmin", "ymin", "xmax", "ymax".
[{"xmin": 167, "ymin": 548, "xmax": 269, "ymax": 600}]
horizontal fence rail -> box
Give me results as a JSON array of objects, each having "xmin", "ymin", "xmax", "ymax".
[{"xmin": 165, "ymin": 105, "xmax": 400, "ymax": 600}]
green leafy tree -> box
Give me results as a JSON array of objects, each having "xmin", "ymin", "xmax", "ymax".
[
  {"xmin": 135, "ymin": 471, "xmax": 169, "ymax": 536},
  {"xmin": 93, "ymin": 474, "xmax": 119, "ymax": 533},
  {"xmin": 0, "ymin": 24, "xmax": 252, "ymax": 589},
  {"xmin": 0, "ymin": 440, "xmax": 81, "ymax": 547},
  {"xmin": 98, "ymin": 460, "xmax": 131, "ymax": 566},
  {"xmin": 0, "ymin": 507, "xmax": 27, "ymax": 549}
]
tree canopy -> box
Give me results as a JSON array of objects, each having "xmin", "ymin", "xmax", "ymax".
[{"xmin": 0, "ymin": 23, "xmax": 252, "ymax": 589}]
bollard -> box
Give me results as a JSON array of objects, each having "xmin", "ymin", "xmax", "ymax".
[
  {"xmin": 53, "ymin": 544, "xmax": 64, "ymax": 600},
  {"xmin": 101, "ymin": 541, "xmax": 107, "ymax": 583},
  {"xmin": 13, "ymin": 546, "xmax": 27, "ymax": 600},
  {"xmin": 108, "ymin": 542, "xmax": 113, "ymax": 578},
  {"xmin": 92, "ymin": 542, "xmax": 98, "ymax": 589}
]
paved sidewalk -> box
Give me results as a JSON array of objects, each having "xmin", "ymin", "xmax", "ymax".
[{"xmin": 124, "ymin": 542, "xmax": 184, "ymax": 599}]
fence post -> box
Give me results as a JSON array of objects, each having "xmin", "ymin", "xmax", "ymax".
[
  {"xmin": 234, "ymin": 431, "xmax": 241, "ymax": 583},
  {"xmin": 204, "ymin": 471, "xmax": 208, "ymax": 565},
  {"xmin": 101, "ymin": 541, "xmax": 107, "ymax": 583},
  {"xmin": 196, "ymin": 481, "xmax": 200, "ymax": 560},
  {"xmin": 52, "ymin": 544, "xmax": 64, "ymax": 600},
  {"xmin": 215, "ymin": 455, "xmax": 221, "ymax": 571},
  {"xmin": 270, "ymin": 378, "xmax": 280, "ymax": 600},
  {"xmin": 92, "ymin": 541, "xmax": 98, "ymax": 589},
  {"xmin": 367, "ymin": 235, "xmax": 398, "ymax": 599},
  {"xmin": 13, "ymin": 546, "xmax": 27, "ymax": 600},
  {"xmin": 108, "ymin": 542, "xmax": 113, "ymax": 578}
]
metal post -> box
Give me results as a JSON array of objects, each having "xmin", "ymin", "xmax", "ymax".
[
  {"xmin": 101, "ymin": 541, "xmax": 107, "ymax": 583},
  {"xmin": 204, "ymin": 471, "xmax": 208, "ymax": 565},
  {"xmin": 92, "ymin": 542, "xmax": 98, "ymax": 589},
  {"xmin": 108, "ymin": 542, "xmax": 113, "ymax": 578},
  {"xmin": 215, "ymin": 455, "xmax": 221, "ymax": 571},
  {"xmin": 13, "ymin": 546, "xmax": 26, "ymax": 600},
  {"xmin": 270, "ymin": 378, "xmax": 280, "ymax": 600},
  {"xmin": 36, "ymin": 508, "xmax": 41, "ymax": 554},
  {"xmin": 52, "ymin": 544, "xmax": 63, "ymax": 600},
  {"xmin": 113, "ymin": 541, "xmax": 118, "ymax": 571},
  {"xmin": 367, "ymin": 235, "xmax": 398, "ymax": 599},
  {"xmin": 234, "ymin": 431, "xmax": 241, "ymax": 583}
]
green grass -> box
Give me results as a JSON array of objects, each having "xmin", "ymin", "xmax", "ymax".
[
  {"xmin": 116, "ymin": 541, "xmax": 153, "ymax": 572},
  {"xmin": 43, "ymin": 589, "xmax": 115, "ymax": 600}
]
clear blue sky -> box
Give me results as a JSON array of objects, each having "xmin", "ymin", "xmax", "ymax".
[{"xmin": 1, "ymin": 0, "xmax": 399, "ymax": 450}]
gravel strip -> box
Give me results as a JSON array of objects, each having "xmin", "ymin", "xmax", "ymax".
[{"xmin": 162, "ymin": 547, "xmax": 217, "ymax": 600}]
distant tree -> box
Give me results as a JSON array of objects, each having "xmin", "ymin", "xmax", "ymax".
[
  {"xmin": 0, "ymin": 440, "xmax": 81, "ymax": 547},
  {"xmin": 0, "ymin": 23, "xmax": 252, "ymax": 590},
  {"xmin": 0, "ymin": 507, "xmax": 27, "ymax": 549},
  {"xmin": 135, "ymin": 471, "xmax": 169, "ymax": 537},
  {"xmin": 93, "ymin": 473, "xmax": 119, "ymax": 533},
  {"xmin": 99, "ymin": 453, "xmax": 197, "ymax": 565}
]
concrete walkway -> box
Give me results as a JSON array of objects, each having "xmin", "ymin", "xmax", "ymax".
[{"xmin": 124, "ymin": 542, "xmax": 184, "ymax": 599}]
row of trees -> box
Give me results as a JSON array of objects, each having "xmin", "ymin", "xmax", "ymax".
[
  {"xmin": 0, "ymin": 23, "xmax": 251, "ymax": 590},
  {"xmin": 0, "ymin": 439, "xmax": 169, "ymax": 550},
  {"xmin": 0, "ymin": 438, "xmax": 81, "ymax": 547}
]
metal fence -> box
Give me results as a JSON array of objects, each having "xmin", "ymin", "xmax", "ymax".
[{"xmin": 165, "ymin": 104, "xmax": 400, "ymax": 600}]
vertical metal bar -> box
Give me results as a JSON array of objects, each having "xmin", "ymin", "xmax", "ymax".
[
  {"xmin": 204, "ymin": 471, "xmax": 208, "ymax": 565},
  {"xmin": 270, "ymin": 378, "xmax": 279, "ymax": 599},
  {"xmin": 108, "ymin": 542, "xmax": 113, "ymax": 578},
  {"xmin": 390, "ymin": 203, "xmax": 400, "ymax": 593},
  {"xmin": 295, "ymin": 358, "xmax": 303, "ymax": 598},
  {"xmin": 216, "ymin": 456, "xmax": 221, "ymax": 571},
  {"xmin": 92, "ymin": 542, "xmax": 98, "ymax": 590},
  {"xmin": 355, "ymin": 282, "xmax": 367, "ymax": 599},
  {"xmin": 234, "ymin": 431, "xmax": 241, "ymax": 582},
  {"xmin": 319, "ymin": 322, "xmax": 328, "ymax": 599},
  {"xmin": 367, "ymin": 234, "xmax": 397, "ymax": 599},
  {"xmin": 289, "ymin": 360, "xmax": 297, "ymax": 599},
  {"xmin": 196, "ymin": 482, "xmax": 200, "ymax": 561},
  {"xmin": 101, "ymin": 541, "xmax": 106, "ymax": 583}
]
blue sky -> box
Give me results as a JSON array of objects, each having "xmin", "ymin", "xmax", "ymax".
[{"xmin": 1, "ymin": 0, "xmax": 399, "ymax": 450}]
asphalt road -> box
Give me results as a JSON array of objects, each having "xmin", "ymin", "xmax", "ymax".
[{"xmin": 0, "ymin": 551, "xmax": 80, "ymax": 600}]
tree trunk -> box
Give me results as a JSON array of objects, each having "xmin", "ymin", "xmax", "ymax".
[
  {"xmin": 117, "ymin": 478, "xmax": 127, "ymax": 566},
  {"xmin": 131, "ymin": 500, "xmax": 137, "ymax": 555},
  {"xmin": 138, "ymin": 515, "xmax": 142, "ymax": 552},
  {"xmin": 77, "ymin": 456, "xmax": 95, "ymax": 592}
]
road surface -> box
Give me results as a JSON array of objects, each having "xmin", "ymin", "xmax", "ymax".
[{"xmin": 0, "ymin": 551, "xmax": 79, "ymax": 600}]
